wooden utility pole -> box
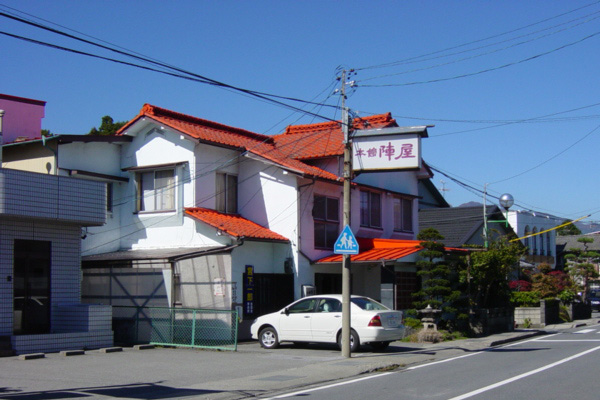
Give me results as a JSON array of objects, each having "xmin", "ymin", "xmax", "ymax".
[{"xmin": 341, "ymin": 70, "xmax": 352, "ymax": 358}]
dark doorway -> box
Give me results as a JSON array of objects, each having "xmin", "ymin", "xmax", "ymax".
[
  {"xmin": 243, "ymin": 273, "xmax": 294, "ymax": 318},
  {"xmin": 314, "ymin": 272, "xmax": 354, "ymax": 295},
  {"xmin": 395, "ymin": 270, "xmax": 419, "ymax": 310},
  {"xmin": 13, "ymin": 240, "xmax": 51, "ymax": 335}
]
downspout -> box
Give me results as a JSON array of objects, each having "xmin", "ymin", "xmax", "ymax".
[
  {"xmin": 0, "ymin": 110, "xmax": 4, "ymax": 165},
  {"xmin": 42, "ymin": 134, "xmax": 58, "ymax": 175},
  {"xmin": 296, "ymin": 178, "xmax": 315, "ymax": 298}
]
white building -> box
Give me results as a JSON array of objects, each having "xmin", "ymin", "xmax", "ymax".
[
  {"xmin": 507, "ymin": 210, "xmax": 560, "ymax": 268},
  {"xmin": 4, "ymin": 102, "xmax": 435, "ymax": 338}
]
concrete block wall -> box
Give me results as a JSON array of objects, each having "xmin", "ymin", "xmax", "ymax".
[
  {"xmin": 11, "ymin": 330, "xmax": 113, "ymax": 355},
  {"xmin": 53, "ymin": 304, "xmax": 112, "ymax": 333}
]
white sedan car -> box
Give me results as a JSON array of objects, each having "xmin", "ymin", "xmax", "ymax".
[{"xmin": 250, "ymin": 295, "xmax": 404, "ymax": 352}]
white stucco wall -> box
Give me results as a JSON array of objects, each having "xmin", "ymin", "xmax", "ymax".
[{"xmin": 508, "ymin": 210, "xmax": 559, "ymax": 261}]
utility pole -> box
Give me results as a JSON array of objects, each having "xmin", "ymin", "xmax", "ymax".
[{"xmin": 341, "ymin": 69, "xmax": 352, "ymax": 358}]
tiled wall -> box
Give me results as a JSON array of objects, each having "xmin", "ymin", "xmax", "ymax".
[
  {"xmin": 0, "ymin": 168, "xmax": 112, "ymax": 353},
  {"xmin": 0, "ymin": 168, "xmax": 105, "ymax": 225}
]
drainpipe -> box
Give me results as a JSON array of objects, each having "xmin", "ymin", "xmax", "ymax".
[
  {"xmin": 0, "ymin": 110, "xmax": 4, "ymax": 165},
  {"xmin": 41, "ymin": 134, "xmax": 58, "ymax": 175}
]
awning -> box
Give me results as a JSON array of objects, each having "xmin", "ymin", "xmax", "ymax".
[{"xmin": 316, "ymin": 238, "xmax": 423, "ymax": 264}]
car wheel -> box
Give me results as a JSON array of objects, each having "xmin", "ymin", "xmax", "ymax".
[
  {"xmin": 370, "ymin": 341, "xmax": 391, "ymax": 351},
  {"xmin": 259, "ymin": 327, "xmax": 279, "ymax": 349},
  {"xmin": 337, "ymin": 329, "xmax": 360, "ymax": 352}
]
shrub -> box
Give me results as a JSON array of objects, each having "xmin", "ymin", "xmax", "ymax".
[
  {"xmin": 558, "ymin": 289, "xmax": 577, "ymax": 303},
  {"xmin": 559, "ymin": 304, "xmax": 572, "ymax": 322},
  {"xmin": 404, "ymin": 317, "xmax": 423, "ymax": 330},
  {"xmin": 510, "ymin": 291, "xmax": 541, "ymax": 307},
  {"xmin": 509, "ymin": 280, "xmax": 532, "ymax": 292}
]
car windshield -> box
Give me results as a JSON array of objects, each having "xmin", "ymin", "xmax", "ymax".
[{"xmin": 351, "ymin": 297, "xmax": 388, "ymax": 311}]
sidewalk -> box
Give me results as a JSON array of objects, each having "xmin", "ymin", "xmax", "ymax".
[{"xmin": 1, "ymin": 318, "xmax": 598, "ymax": 400}]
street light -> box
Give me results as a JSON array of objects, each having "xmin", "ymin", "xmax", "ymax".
[{"xmin": 483, "ymin": 186, "xmax": 514, "ymax": 249}]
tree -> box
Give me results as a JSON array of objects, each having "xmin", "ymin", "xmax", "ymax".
[
  {"xmin": 468, "ymin": 236, "xmax": 525, "ymax": 309},
  {"xmin": 88, "ymin": 115, "xmax": 127, "ymax": 136},
  {"xmin": 564, "ymin": 237, "xmax": 599, "ymax": 301},
  {"xmin": 413, "ymin": 228, "xmax": 460, "ymax": 316},
  {"xmin": 556, "ymin": 220, "xmax": 582, "ymax": 236}
]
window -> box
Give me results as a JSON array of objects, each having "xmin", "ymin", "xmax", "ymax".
[
  {"xmin": 313, "ymin": 195, "xmax": 339, "ymax": 249},
  {"xmin": 136, "ymin": 169, "xmax": 175, "ymax": 212},
  {"xmin": 532, "ymin": 228, "xmax": 538, "ymax": 255},
  {"xmin": 287, "ymin": 298, "xmax": 317, "ymax": 313},
  {"xmin": 216, "ymin": 173, "xmax": 238, "ymax": 213},
  {"xmin": 393, "ymin": 197, "xmax": 413, "ymax": 232},
  {"xmin": 106, "ymin": 183, "xmax": 113, "ymax": 213},
  {"xmin": 547, "ymin": 233, "xmax": 552, "ymax": 256},
  {"xmin": 360, "ymin": 191, "xmax": 381, "ymax": 228}
]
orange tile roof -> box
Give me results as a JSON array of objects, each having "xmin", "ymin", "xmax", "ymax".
[
  {"xmin": 119, "ymin": 104, "xmax": 340, "ymax": 182},
  {"xmin": 273, "ymin": 113, "xmax": 397, "ymax": 160},
  {"xmin": 317, "ymin": 238, "xmax": 423, "ymax": 263},
  {"xmin": 184, "ymin": 208, "xmax": 289, "ymax": 242}
]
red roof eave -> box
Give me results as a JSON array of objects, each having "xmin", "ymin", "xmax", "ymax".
[{"xmin": 184, "ymin": 208, "xmax": 289, "ymax": 242}]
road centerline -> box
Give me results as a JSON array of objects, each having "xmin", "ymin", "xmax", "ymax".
[{"xmin": 446, "ymin": 344, "xmax": 600, "ymax": 400}]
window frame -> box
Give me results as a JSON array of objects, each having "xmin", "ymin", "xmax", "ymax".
[
  {"xmin": 135, "ymin": 167, "xmax": 176, "ymax": 213},
  {"xmin": 393, "ymin": 196, "xmax": 414, "ymax": 232},
  {"xmin": 360, "ymin": 190, "xmax": 382, "ymax": 229},
  {"xmin": 313, "ymin": 195, "xmax": 340, "ymax": 250},
  {"xmin": 216, "ymin": 172, "xmax": 238, "ymax": 214}
]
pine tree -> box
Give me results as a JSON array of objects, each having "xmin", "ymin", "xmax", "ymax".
[{"xmin": 413, "ymin": 228, "xmax": 459, "ymax": 315}]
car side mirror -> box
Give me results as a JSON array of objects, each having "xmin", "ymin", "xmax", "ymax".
[{"xmin": 284, "ymin": 308, "xmax": 290, "ymax": 316}]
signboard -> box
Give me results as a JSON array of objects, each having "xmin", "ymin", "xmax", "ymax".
[
  {"xmin": 352, "ymin": 127, "xmax": 426, "ymax": 172},
  {"xmin": 334, "ymin": 225, "xmax": 359, "ymax": 255},
  {"xmin": 243, "ymin": 265, "xmax": 254, "ymax": 315}
]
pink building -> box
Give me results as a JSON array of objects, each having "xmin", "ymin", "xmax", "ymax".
[{"xmin": 0, "ymin": 94, "xmax": 46, "ymax": 144}]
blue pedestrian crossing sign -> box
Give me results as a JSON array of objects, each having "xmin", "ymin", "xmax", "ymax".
[{"xmin": 334, "ymin": 225, "xmax": 359, "ymax": 255}]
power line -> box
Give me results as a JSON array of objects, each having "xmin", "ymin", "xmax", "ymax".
[
  {"xmin": 0, "ymin": 11, "xmax": 341, "ymax": 122},
  {"xmin": 360, "ymin": 11, "xmax": 600, "ymax": 82},
  {"xmin": 355, "ymin": 0, "xmax": 600, "ymax": 71},
  {"xmin": 490, "ymin": 122, "xmax": 600, "ymax": 184},
  {"xmin": 359, "ymin": 30, "xmax": 600, "ymax": 88}
]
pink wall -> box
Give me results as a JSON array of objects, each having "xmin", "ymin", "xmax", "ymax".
[{"xmin": 0, "ymin": 94, "xmax": 46, "ymax": 144}]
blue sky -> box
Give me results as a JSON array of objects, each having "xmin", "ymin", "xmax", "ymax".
[{"xmin": 2, "ymin": 1, "xmax": 599, "ymax": 224}]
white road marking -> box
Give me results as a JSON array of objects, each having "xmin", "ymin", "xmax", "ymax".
[
  {"xmin": 574, "ymin": 328, "xmax": 596, "ymax": 334},
  {"xmin": 262, "ymin": 332, "xmax": 595, "ymax": 400},
  {"xmin": 264, "ymin": 372, "xmax": 395, "ymax": 399},
  {"xmin": 447, "ymin": 345, "xmax": 600, "ymax": 400}
]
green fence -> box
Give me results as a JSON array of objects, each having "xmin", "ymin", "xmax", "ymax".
[{"xmin": 112, "ymin": 306, "xmax": 238, "ymax": 351}]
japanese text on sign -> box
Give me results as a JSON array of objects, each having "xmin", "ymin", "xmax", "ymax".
[{"xmin": 352, "ymin": 134, "xmax": 421, "ymax": 172}]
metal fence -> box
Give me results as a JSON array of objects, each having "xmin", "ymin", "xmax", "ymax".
[{"xmin": 112, "ymin": 306, "xmax": 238, "ymax": 351}]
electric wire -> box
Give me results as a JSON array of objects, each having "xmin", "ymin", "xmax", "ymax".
[
  {"xmin": 355, "ymin": 0, "xmax": 600, "ymax": 71},
  {"xmin": 0, "ymin": 11, "xmax": 341, "ymax": 122},
  {"xmin": 360, "ymin": 11, "xmax": 600, "ymax": 82},
  {"xmin": 359, "ymin": 30, "xmax": 600, "ymax": 88}
]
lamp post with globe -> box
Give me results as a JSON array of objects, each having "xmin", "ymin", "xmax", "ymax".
[{"xmin": 483, "ymin": 186, "xmax": 514, "ymax": 249}]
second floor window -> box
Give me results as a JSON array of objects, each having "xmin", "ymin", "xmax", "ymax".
[
  {"xmin": 393, "ymin": 197, "xmax": 413, "ymax": 232},
  {"xmin": 313, "ymin": 195, "xmax": 339, "ymax": 249},
  {"xmin": 216, "ymin": 173, "xmax": 238, "ymax": 213},
  {"xmin": 360, "ymin": 191, "xmax": 381, "ymax": 228},
  {"xmin": 136, "ymin": 169, "xmax": 175, "ymax": 212}
]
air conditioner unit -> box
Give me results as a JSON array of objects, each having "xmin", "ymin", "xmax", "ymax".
[{"xmin": 302, "ymin": 285, "xmax": 315, "ymax": 297}]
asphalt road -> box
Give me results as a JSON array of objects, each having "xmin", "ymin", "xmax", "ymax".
[
  {"xmin": 0, "ymin": 316, "xmax": 598, "ymax": 400},
  {"xmin": 265, "ymin": 323, "xmax": 600, "ymax": 400}
]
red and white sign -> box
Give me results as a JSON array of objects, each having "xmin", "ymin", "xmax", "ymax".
[{"xmin": 352, "ymin": 133, "xmax": 422, "ymax": 172}]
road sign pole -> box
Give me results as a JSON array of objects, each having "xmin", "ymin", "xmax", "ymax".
[{"xmin": 341, "ymin": 70, "xmax": 352, "ymax": 358}]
